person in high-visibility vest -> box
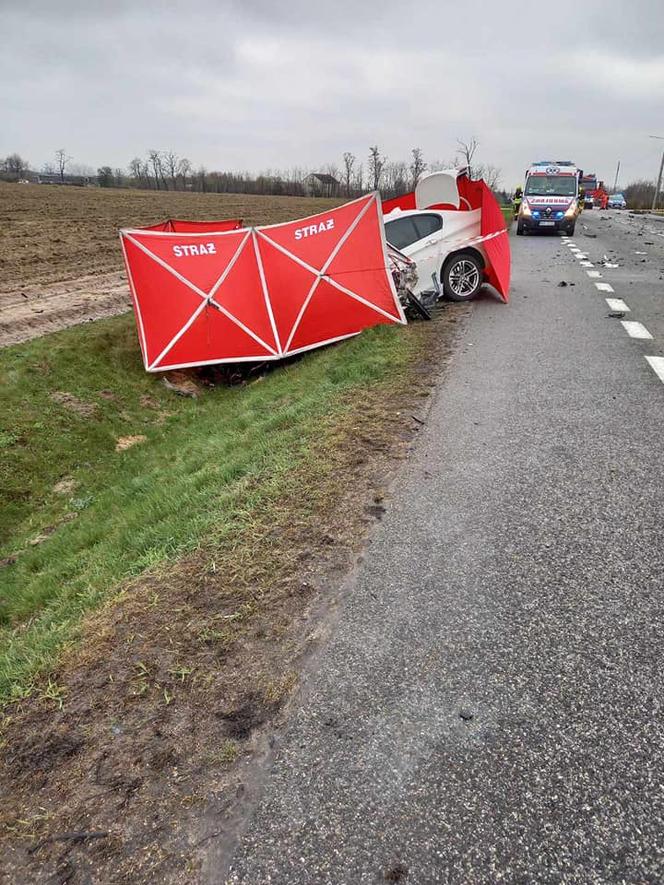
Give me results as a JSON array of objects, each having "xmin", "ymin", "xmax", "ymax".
[{"xmin": 512, "ymin": 186, "xmax": 523, "ymax": 219}]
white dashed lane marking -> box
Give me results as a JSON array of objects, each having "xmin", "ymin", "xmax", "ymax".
[
  {"xmin": 587, "ymin": 270, "xmax": 601, "ymax": 278},
  {"xmin": 645, "ymin": 356, "xmax": 664, "ymax": 384},
  {"xmin": 621, "ymin": 321, "xmax": 653, "ymax": 340},
  {"xmin": 606, "ymin": 298, "xmax": 630, "ymax": 312},
  {"xmin": 580, "ymin": 261, "xmax": 594, "ymax": 267},
  {"xmin": 595, "ymin": 283, "xmax": 614, "ymax": 293}
]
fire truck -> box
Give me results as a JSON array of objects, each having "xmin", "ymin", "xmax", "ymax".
[
  {"xmin": 516, "ymin": 161, "xmax": 582, "ymax": 236},
  {"xmin": 580, "ymin": 174, "xmax": 598, "ymax": 209}
]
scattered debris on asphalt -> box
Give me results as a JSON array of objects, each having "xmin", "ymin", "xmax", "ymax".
[{"xmin": 606, "ymin": 312, "xmax": 626, "ymax": 319}]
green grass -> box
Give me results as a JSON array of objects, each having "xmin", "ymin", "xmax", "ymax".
[
  {"xmin": 0, "ymin": 314, "xmax": 416, "ymax": 703},
  {"xmin": 501, "ymin": 206, "xmax": 514, "ymax": 225}
]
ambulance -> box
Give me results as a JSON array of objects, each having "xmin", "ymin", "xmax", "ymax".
[{"xmin": 516, "ymin": 161, "xmax": 582, "ymax": 236}]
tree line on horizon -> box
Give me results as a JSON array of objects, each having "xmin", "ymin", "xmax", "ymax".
[{"xmin": 0, "ymin": 141, "xmax": 508, "ymax": 201}]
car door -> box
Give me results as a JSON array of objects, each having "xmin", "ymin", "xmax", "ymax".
[
  {"xmin": 384, "ymin": 214, "xmax": 444, "ymax": 294},
  {"xmin": 408, "ymin": 214, "xmax": 444, "ymax": 291}
]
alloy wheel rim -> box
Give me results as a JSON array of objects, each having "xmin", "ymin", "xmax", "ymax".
[{"xmin": 449, "ymin": 260, "xmax": 479, "ymax": 296}]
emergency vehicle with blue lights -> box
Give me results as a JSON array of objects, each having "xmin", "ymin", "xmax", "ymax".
[{"xmin": 516, "ymin": 161, "xmax": 582, "ymax": 236}]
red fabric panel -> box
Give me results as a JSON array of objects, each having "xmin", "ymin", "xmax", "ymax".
[
  {"xmin": 121, "ymin": 194, "xmax": 403, "ymax": 371},
  {"xmin": 382, "ymin": 192, "xmax": 416, "ymax": 214},
  {"xmin": 288, "ymin": 279, "xmax": 391, "ymax": 352},
  {"xmin": 141, "ymin": 220, "xmax": 172, "ymax": 231},
  {"xmin": 127, "ymin": 230, "xmax": 248, "ymax": 293},
  {"xmin": 139, "ymin": 219, "xmax": 242, "ymax": 233},
  {"xmin": 122, "ymin": 238, "xmax": 204, "ymax": 367},
  {"xmin": 457, "ymin": 177, "xmax": 483, "ymax": 211},
  {"xmin": 255, "ymin": 235, "xmax": 318, "ymax": 346},
  {"xmin": 168, "ymin": 219, "xmax": 242, "ymax": 232},
  {"xmin": 155, "ymin": 304, "xmax": 274, "ymax": 370},
  {"xmin": 213, "ymin": 236, "xmax": 278, "ymax": 353},
  {"xmin": 479, "ymin": 181, "xmax": 510, "ymax": 302},
  {"xmin": 326, "ymin": 198, "xmax": 401, "ymax": 321},
  {"xmin": 259, "ymin": 195, "xmax": 374, "ymax": 271}
]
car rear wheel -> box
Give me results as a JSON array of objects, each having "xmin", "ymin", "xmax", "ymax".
[{"xmin": 442, "ymin": 253, "xmax": 483, "ymax": 302}]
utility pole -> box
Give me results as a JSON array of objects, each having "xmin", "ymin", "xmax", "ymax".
[
  {"xmin": 612, "ymin": 160, "xmax": 620, "ymax": 194},
  {"xmin": 650, "ymin": 135, "xmax": 664, "ymax": 213}
]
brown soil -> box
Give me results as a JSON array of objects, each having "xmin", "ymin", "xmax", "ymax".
[
  {"xmin": 50, "ymin": 391, "xmax": 98, "ymax": 418},
  {"xmin": 0, "ymin": 182, "xmax": 342, "ymax": 348},
  {"xmin": 114, "ymin": 435, "xmax": 147, "ymax": 453},
  {"xmin": 0, "ymin": 307, "xmax": 469, "ymax": 884}
]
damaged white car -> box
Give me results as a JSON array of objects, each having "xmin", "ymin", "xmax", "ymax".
[{"xmin": 383, "ymin": 170, "xmax": 489, "ymax": 303}]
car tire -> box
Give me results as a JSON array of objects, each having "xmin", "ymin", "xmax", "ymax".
[
  {"xmin": 516, "ymin": 221, "xmax": 524, "ymax": 235},
  {"xmin": 442, "ymin": 252, "xmax": 483, "ymax": 302},
  {"xmin": 567, "ymin": 222, "xmax": 576, "ymax": 235}
]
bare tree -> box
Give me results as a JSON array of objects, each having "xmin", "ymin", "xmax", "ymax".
[
  {"xmin": 128, "ymin": 156, "xmax": 142, "ymax": 183},
  {"xmin": 163, "ymin": 150, "xmax": 180, "ymax": 190},
  {"xmin": 383, "ymin": 160, "xmax": 408, "ymax": 197},
  {"xmin": 455, "ymin": 137, "xmax": 478, "ymax": 176},
  {"xmin": 147, "ymin": 150, "xmax": 164, "ymax": 190},
  {"xmin": 55, "ymin": 148, "xmax": 72, "ymax": 183},
  {"xmin": 98, "ymin": 166, "xmax": 114, "ymax": 187},
  {"xmin": 474, "ymin": 163, "xmax": 502, "ymax": 191},
  {"xmin": 342, "ymin": 152, "xmax": 356, "ymax": 196},
  {"xmin": 623, "ymin": 179, "xmax": 655, "ymax": 210},
  {"xmin": 368, "ymin": 145, "xmax": 385, "ymax": 190},
  {"xmin": 409, "ymin": 147, "xmax": 427, "ymax": 187},
  {"xmin": 177, "ymin": 157, "xmax": 192, "ymax": 189},
  {"xmin": 2, "ymin": 153, "xmax": 30, "ymax": 180}
]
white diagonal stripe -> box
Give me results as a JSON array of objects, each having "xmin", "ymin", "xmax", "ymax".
[
  {"xmin": 621, "ymin": 321, "xmax": 653, "ymax": 340},
  {"xmin": 252, "ymin": 229, "xmax": 282, "ymax": 354},
  {"xmin": 645, "ymin": 356, "xmax": 664, "ymax": 384}
]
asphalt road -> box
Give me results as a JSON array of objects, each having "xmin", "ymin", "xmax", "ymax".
[{"xmin": 220, "ymin": 211, "xmax": 664, "ymax": 884}]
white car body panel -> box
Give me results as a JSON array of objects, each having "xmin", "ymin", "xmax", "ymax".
[{"xmin": 384, "ymin": 208, "xmax": 484, "ymax": 295}]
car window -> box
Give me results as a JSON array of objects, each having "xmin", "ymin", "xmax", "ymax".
[
  {"xmin": 412, "ymin": 214, "xmax": 443, "ymax": 240},
  {"xmin": 384, "ymin": 217, "xmax": 420, "ymax": 250}
]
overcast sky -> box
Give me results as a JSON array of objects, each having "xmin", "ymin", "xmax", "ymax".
[{"xmin": 2, "ymin": 0, "xmax": 663, "ymax": 189}]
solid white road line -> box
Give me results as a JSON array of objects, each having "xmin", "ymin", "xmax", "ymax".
[
  {"xmin": 606, "ymin": 298, "xmax": 630, "ymax": 312},
  {"xmin": 645, "ymin": 356, "xmax": 664, "ymax": 384},
  {"xmin": 621, "ymin": 321, "xmax": 653, "ymax": 340},
  {"xmin": 580, "ymin": 261, "xmax": 594, "ymax": 267},
  {"xmin": 587, "ymin": 270, "xmax": 601, "ymax": 278},
  {"xmin": 595, "ymin": 283, "xmax": 615, "ymax": 293}
]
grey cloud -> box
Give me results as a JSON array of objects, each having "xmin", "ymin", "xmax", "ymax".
[{"xmin": 1, "ymin": 0, "xmax": 663, "ymax": 188}]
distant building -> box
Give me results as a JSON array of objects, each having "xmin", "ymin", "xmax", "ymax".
[
  {"xmin": 38, "ymin": 173, "xmax": 94, "ymax": 187},
  {"xmin": 306, "ymin": 173, "xmax": 340, "ymax": 198}
]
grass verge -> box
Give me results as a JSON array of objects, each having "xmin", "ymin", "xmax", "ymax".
[
  {"xmin": 0, "ymin": 302, "xmax": 466, "ymax": 883},
  {"xmin": 0, "ymin": 313, "xmax": 425, "ymax": 705}
]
